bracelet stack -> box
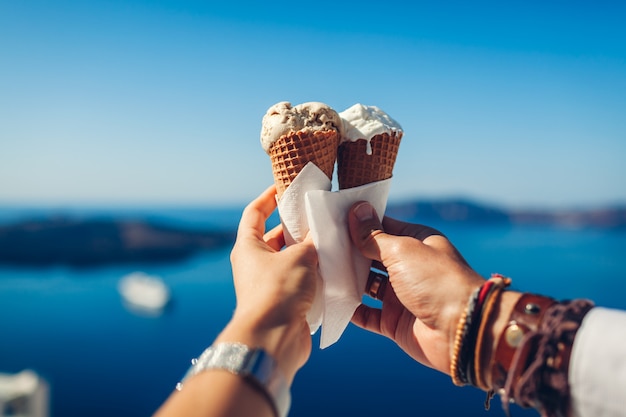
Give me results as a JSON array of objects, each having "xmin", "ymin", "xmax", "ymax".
[
  {"xmin": 450, "ymin": 274, "xmax": 595, "ymax": 417},
  {"xmin": 451, "ymin": 273, "xmax": 511, "ymax": 386}
]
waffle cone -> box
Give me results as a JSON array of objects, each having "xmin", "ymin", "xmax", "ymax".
[
  {"xmin": 269, "ymin": 129, "xmax": 339, "ymax": 198},
  {"xmin": 337, "ymin": 131, "xmax": 402, "ymax": 189}
]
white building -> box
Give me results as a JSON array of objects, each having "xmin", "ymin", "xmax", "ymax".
[{"xmin": 0, "ymin": 370, "xmax": 48, "ymax": 417}]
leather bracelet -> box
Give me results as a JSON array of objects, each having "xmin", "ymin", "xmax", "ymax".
[
  {"xmin": 474, "ymin": 285, "xmax": 504, "ymax": 391},
  {"xmin": 489, "ymin": 293, "xmax": 557, "ymax": 391},
  {"xmin": 502, "ymin": 299, "xmax": 594, "ymax": 417}
]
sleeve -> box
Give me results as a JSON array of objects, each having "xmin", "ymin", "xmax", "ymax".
[{"xmin": 569, "ymin": 307, "xmax": 626, "ymax": 417}]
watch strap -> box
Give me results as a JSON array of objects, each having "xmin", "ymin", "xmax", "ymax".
[{"xmin": 177, "ymin": 343, "xmax": 291, "ymax": 417}]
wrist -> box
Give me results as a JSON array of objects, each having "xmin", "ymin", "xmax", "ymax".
[
  {"xmin": 176, "ymin": 342, "xmax": 291, "ymax": 417},
  {"xmin": 450, "ymin": 275, "xmax": 513, "ymax": 387},
  {"xmin": 216, "ymin": 315, "xmax": 308, "ymax": 384},
  {"xmin": 445, "ymin": 273, "xmax": 489, "ymax": 371}
]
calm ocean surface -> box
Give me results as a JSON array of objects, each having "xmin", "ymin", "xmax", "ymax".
[{"xmin": 1, "ymin": 207, "xmax": 625, "ymax": 417}]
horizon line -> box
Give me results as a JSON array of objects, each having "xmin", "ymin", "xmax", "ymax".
[{"xmin": 1, "ymin": 195, "xmax": 625, "ymax": 212}]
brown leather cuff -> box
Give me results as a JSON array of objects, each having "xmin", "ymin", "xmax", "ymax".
[{"xmin": 489, "ymin": 293, "xmax": 557, "ymax": 391}]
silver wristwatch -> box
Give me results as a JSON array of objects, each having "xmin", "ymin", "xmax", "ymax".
[{"xmin": 177, "ymin": 342, "xmax": 291, "ymax": 417}]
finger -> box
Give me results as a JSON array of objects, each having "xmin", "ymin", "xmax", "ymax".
[
  {"xmin": 380, "ymin": 216, "xmax": 464, "ymax": 261},
  {"xmin": 263, "ymin": 223, "xmax": 285, "ymax": 251},
  {"xmin": 422, "ymin": 234, "xmax": 459, "ymax": 253},
  {"xmin": 238, "ymin": 185, "xmax": 277, "ymax": 240},
  {"xmin": 382, "ymin": 216, "xmax": 444, "ymax": 241},
  {"xmin": 351, "ymin": 304, "xmax": 383, "ymax": 336},
  {"xmin": 411, "ymin": 231, "xmax": 468, "ymax": 265},
  {"xmin": 432, "ymin": 239, "xmax": 472, "ymax": 267},
  {"xmin": 294, "ymin": 233, "xmax": 318, "ymax": 264},
  {"xmin": 348, "ymin": 201, "xmax": 394, "ymax": 262}
]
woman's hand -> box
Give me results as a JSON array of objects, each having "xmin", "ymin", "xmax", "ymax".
[
  {"xmin": 155, "ymin": 186, "xmax": 318, "ymax": 417},
  {"xmin": 221, "ymin": 185, "xmax": 319, "ymax": 382},
  {"xmin": 348, "ymin": 201, "xmax": 485, "ymax": 374}
]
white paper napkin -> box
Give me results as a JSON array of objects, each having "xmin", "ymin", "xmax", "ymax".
[
  {"xmin": 306, "ymin": 180, "xmax": 389, "ymax": 348},
  {"xmin": 276, "ymin": 163, "xmax": 331, "ymax": 334},
  {"xmin": 276, "ymin": 162, "xmax": 390, "ymax": 349}
]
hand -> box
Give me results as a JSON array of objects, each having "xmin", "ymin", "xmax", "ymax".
[
  {"xmin": 220, "ymin": 185, "xmax": 319, "ymax": 382},
  {"xmin": 348, "ymin": 201, "xmax": 485, "ymax": 374},
  {"xmin": 154, "ymin": 186, "xmax": 319, "ymax": 417}
]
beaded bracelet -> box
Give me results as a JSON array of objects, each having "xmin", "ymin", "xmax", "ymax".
[
  {"xmin": 451, "ymin": 274, "xmax": 511, "ymax": 387},
  {"xmin": 451, "ymin": 285, "xmax": 481, "ymax": 386}
]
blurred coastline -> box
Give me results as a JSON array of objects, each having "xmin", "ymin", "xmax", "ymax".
[
  {"xmin": 1, "ymin": 201, "xmax": 625, "ymax": 416},
  {"xmin": 1, "ymin": 198, "xmax": 624, "ymax": 268}
]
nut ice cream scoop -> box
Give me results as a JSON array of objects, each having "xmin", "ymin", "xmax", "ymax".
[
  {"xmin": 337, "ymin": 103, "xmax": 403, "ymax": 189},
  {"xmin": 261, "ymin": 101, "xmax": 342, "ymax": 198},
  {"xmin": 261, "ymin": 101, "xmax": 343, "ymax": 152}
]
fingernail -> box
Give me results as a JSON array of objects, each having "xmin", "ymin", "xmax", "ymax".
[{"xmin": 354, "ymin": 202, "xmax": 375, "ymax": 221}]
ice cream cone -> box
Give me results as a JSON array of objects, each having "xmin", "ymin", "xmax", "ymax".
[
  {"xmin": 337, "ymin": 131, "xmax": 402, "ymax": 189},
  {"xmin": 261, "ymin": 101, "xmax": 342, "ymax": 198},
  {"xmin": 337, "ymin": 104, "xmax": 403, "ymax": 189},
  {"xmin": 269, "ymin": 129, "xmax": 339, "ymax": 198}
]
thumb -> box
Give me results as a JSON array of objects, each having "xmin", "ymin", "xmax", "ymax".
[{"xmin": 348, "ymin": 201, "xmax": 393, "ymax": 262}]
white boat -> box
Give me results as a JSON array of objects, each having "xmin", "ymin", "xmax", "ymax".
[
  {"xmin": 0, "ymin": 369, "xmax": 49, "ymax": 417},
  {"xmin": 118, "ymin": 272, "xmax": 170, "ymax": 316}
]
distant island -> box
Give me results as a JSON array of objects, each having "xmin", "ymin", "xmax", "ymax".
[
  {"xmin": 386, "ymin": 199, "xmax": 626, "ymax": 229},
  {"xmin": 0, "ymin": 199, "xmax": 624, "ymax": 267},
  {"xmin": 0, "ymin": 217, "xmax": 235, "ymax": 267}
]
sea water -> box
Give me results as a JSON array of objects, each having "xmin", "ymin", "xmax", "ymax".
[{"xmin": 0, "ymin": 209, "xmax": 625, "ymax": 417}]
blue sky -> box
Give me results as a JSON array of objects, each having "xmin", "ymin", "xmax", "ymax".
[{"xmin": 1, "ymin": 0, "xmax": 625, "ymax": 208}]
